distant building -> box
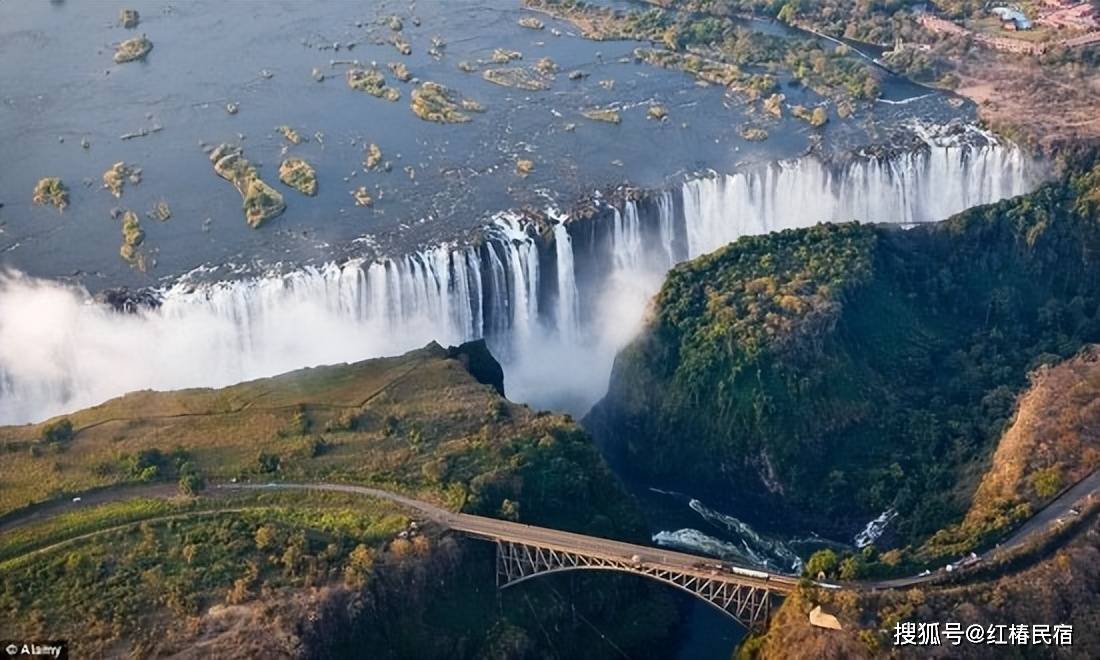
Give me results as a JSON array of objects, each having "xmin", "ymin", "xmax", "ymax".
[
  {"xmin": 1039, "ymin": 2, "xmax": 1099, "ymax": 30},
  {"xmin": 992, "ymin": 6, "xmax": 1034, "ymax": 30}
]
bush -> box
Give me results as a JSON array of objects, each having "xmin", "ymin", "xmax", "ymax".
[
  {"xmin": 1030, "ymin": 466, "xmax": 1064, "ymax": 499},
  {"xmin": 178, "ymin": 471, "xmax": 205, "ymax": 496},
  {"xmin": 257, "ymin": 451, "xmax": 281, "ymax": 474},
  {"xmin": 805, "ymin": 549, "xmax": 839, "ymax": 578},
  {"xmin": 41, "ymin": 418, "xmax": 74, "ymax": 444}
]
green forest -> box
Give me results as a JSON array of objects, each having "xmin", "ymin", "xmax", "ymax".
[{"xmin": 594, "ymin": 162, "xmax": 1100, "ymax": 545}]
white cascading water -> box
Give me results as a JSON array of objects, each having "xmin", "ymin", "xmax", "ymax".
[
  {"xmin": 681, "ymin": 138, "xmax": 1032, "ymax": 258},
  {"xmin": 0, "ymin": 134, "xmax": 1039, "ymax": 424},
  {"xmin": 553, "ymin": 222, "xmax": 581, "ymax": 343}
]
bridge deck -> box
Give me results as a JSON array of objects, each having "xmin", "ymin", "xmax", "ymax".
[{"xmin": 443, "ymin": 512, "xmax": 799, "ymax": 593}]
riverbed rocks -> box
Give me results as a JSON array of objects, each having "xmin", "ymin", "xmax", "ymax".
[
  {"xmin": 410, "ymin": 82, "xmax": 482, "ymax": 123},
  {"xmin": 209, "ymin": 144, "xmax": 286, "ymax": 228},
  {"xmin": 147, "ymin": 199, "xmax": 171, "ymax": 222},
  {"xmin": 364, "ymin": 143, "xmax": 383, "ymax": 170},
  {"xmin": 482, "ymin": 67, "xmax": 550, "ymax": 91},
  {"xmin": 491, "ymin": 48, "xmax": 522, "ymax": 64},
  {"xmin": 581, "ymin": 107, "xmax": 621, "ymax": 124},
  {"xmin": 756, "ymin": 94, "xmax": 781, "ymax": 120},
  {"xmin": 792, "ymin": 105, "xmax": 828, "ymax": 127},
  {"xmin": 102, "ymin": 162, "xmax": 140, "ymax": 198},
  {"xmin": 739, "ymin": 125, "xmax": 769, "ymax": 141},
  {"xmin": 347, "ymin": 68, "xmax": 401, "ymax": 101},
  {"xmin": 119, "ymin": 8, "xmax": 139, "ymax": 29},
  {"xmin": 114, "ymin": 35, "xmax": 152, "ymax": 63},
  {"xmin": 352, "ymin": 186, "xmax": 373, "ymax": 207},
  {"xmin": 428, "ymin": 35, "xmax": 446, "ymax": 59},
  {"xmin": 515, "ymin": 159, "xmax": 535, "ymax": 177},
  {"xmin": 535, "ymin": 57, "xmax": 558, "ymax": 74},
  {"xmin": 32, "ymin": 177, "xmax": 68, "ymax": 211},
  {"xmin": 647, "ymin": 104, "xmax": 668, "ymax": 121},
  {"xmin": 518, "ymin": 17, "xmax": 545, "ymax": 30},
  {"xmin": 277, "ymin": 125, "xmax": 303, "ymax": 144},
  {"xmin": 392, "ymin": 36, "xmax": 412, "ymax": 56},
  {"xmin": 278, "ymin": 157, "xmax": 317, "ymax": 196},
  {"xmin": 388, "ymin": 62, "xmax": 412, "ymax": 82}
]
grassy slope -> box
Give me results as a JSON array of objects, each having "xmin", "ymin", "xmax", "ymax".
[
  {"xmin": 591, "ymin": 166, "xmax": 1100, "ymax": 543},
  {"xmin": 0, "ymin": 341, "xmax": 678, "ymax": 658},
  {"xmin": 0, "ymin": 342, "xmax": 639, "ymax": 535}
]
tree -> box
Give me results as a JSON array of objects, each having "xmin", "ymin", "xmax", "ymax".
[
  {"xmin": 254, "ymin": 524, "xmax": 278, "ymax": 550},
  {"xmin": 178, "ymin": 471, "xmax": 205, "ymax": 496},
  {"xmin": 41, "ymin": 418, "xmax": 73, "ymax": 444},
  {"xmin": 499, "ymin": 499, "xmax": 521, "ymax": 522},
  {"xmin": 839, "ymin": 555, "xmax": 864, "ymax": 580},
  {"xmin": 344, "ymin": 543, "xmax": 374, "ymax": 586},
  {"xmin": 257, "ymin": 451, "xmax": 280, "ymax": 474},
  {"xmin": 805, "ymin": 549, "xmax": 839, "ymax": 578}
]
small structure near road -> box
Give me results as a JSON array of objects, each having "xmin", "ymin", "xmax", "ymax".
[
  {"xmin": 992, "ymin": 7, "xmax": 1033, "ymax": 31},
  {"xmin": 809, "ymin": 605, "xmax": 843, "ymax": 630}
]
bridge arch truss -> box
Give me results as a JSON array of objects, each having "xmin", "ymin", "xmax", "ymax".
[{"xmin": 494, "ymin": 539, "xmax": 779, "ymax": 630}]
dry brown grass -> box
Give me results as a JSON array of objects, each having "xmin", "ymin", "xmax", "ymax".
[
  {"xmin": 954, "ymin": 53, "xmax": 1100, "ymax": 147},
  {"xmin": 966, "ymin": 346, "xmax": 1100, "ymax": 525}
]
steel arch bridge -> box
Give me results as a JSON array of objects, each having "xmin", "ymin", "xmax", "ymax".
[{"xmin": 492, "ymin": 538, "xmax": 786, "ymax": 630}]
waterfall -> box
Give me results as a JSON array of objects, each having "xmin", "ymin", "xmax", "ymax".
[
  {"xmin": 0, "ymin": 134, "xmax": 1041, "ymax": 424},
  {"xmin": 657, "ymin": 190, "xmax": 676, "ymax": 267},
  {"xmin": 681, "ymin": 133, "xmax": 1033, "ymax": 259},
  {"xmin": 553, "ymin": 222, "xmax": 581, "ymax": 343}
]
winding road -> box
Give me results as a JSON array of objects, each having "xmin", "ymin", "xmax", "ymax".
[{"xmin": 3, "ymin": 472, "xmax": 1097, "ymax": 593}]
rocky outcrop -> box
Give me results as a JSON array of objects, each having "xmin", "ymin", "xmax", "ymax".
[
  {"xmin": 114, "ymin": 35, "xmax": 152, "ymax": 63},
  {"xmin": 446, "ymin": 339, "xmax": 505, "ymax": 396}
]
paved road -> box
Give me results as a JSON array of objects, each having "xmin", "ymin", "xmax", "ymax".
[
  {"xmin": 223, "ymin": 482, "xmax": 799, "ymax": 593},
  {"xmin": 3, "ymin": 472, "xmax": 1097, "ymax": 593},
  {"xmin": 866, "ymin": 469, "xmax": 1100, "ymax": 590}
]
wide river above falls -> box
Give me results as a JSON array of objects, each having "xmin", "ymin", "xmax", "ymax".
[{"xmin": 1, "ymin": 0, "xmax": 955, "ymax": 288}]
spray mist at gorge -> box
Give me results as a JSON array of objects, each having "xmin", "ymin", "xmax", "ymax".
[{"xmin": 0, "ymin": 136, "xmax": 1037, "ymax": 424}]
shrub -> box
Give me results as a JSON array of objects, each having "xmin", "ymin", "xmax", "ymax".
[
  {"xmin": 257, "ymin": 451, "xmax": 281, "ymax": 474},
  {"xmin": 1030, "ymin": 466, "xmax": 1064, "ymax": 499},
  {"xmin": 41, "ymin": 418, "xmax": 74, "ymax": 444},
  {"xmin": 805, "ymin": 549, "xmax": 839, "ymax": 578}
]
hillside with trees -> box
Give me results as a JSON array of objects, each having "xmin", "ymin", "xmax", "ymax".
[
  {"xmin": 589, "ymin": 162, "xmax": 1100, "ymax": 545},
  {"xmin": 0, "ymin": 341, "xmax": 680, "ymax": 658}
]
